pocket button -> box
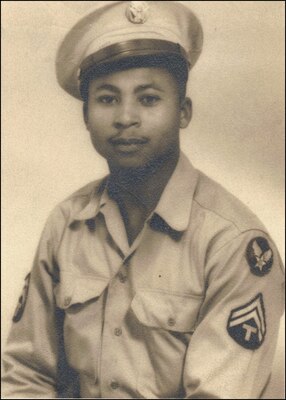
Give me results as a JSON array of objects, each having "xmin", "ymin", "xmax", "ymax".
[
  {"xmin": 64, "ymin": 296, "xmax": 72, "ymax": 307},
  {"xmin": 118, "ymin": 273, "xmax": 127, "ymax": 283},
  {"xmin": 114, "ymin": 328, "xmax": 122, "ymax": 336},
  {"xmin": 167, "ymin": 317, "xmax": 176, "ymax": 327},
  {"xmin": 110, "ymin": 380, "xmax": 119, "ymax": 390}
]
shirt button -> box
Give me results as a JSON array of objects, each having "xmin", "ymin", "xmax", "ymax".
[
  {"xmin": 167, "ymin": 317, "xmax": 176, "ymax": 327},
  {"xmin": 64, "ymin": 297, "xmax": 71, "ymax": 307},
  {"xmin": 110, "ymin": 380, "xmax": 119, "ymax": 390},
  {"xmin": 123, "ymin": 258, "xmax": 131, "ymax": 267},
  {"xmin": 118, "ymin": 273, "xmax": 127, "ymax": 283},
  {"xmin": 114, "ymin": 328, "xmax": 122, "ymax": 336}
]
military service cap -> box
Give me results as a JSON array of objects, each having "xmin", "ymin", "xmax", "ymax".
[{"xmin": 56, "ymin": 1, "xmax": 203, "ymax": 100}]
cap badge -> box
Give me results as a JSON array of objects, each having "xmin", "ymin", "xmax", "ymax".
[{"xmin": 126, "ymin": 1, "xmax": 149, "ymax": 24}]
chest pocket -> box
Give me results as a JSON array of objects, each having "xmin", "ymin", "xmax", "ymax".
[
  {"xmin": 53, "ymin": 272, "xmax": 109, "ymax": 374},
  {"xmin": 131, "ymin": 289, "xmax": 203, "ymax": 332},
  {"xmin": 54, "ymin": 271, "xmax": 109, "ymax": 310}
]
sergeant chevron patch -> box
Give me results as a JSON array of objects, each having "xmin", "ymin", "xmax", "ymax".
[
  {"xmin": 12, "ymin": 273, "xmax": 31, "ymax": 323},
  {"xmin": 227, "ymin": 293, "xmax": 266, "ymax": 350}
]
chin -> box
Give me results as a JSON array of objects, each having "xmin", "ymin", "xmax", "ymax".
[
  {"xmin": 111, "ymin": 159, "xmax": 148, "ymax": 172},
  {"xmin": 108, "ymin": 152, "xmax": 150, "ymax": 170},
  {"xmin": 106, "ymin": 147, "xmax": 178, "ymax": 174}
]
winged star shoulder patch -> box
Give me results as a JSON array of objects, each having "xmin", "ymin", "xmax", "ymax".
[
  {"xmin": 246, "ymin": 236, "xmax": 273, "ymax": 277},
  {"xmin": 227, "ymin": 293, "xmax": 266, "ymax": 350},
  {"xmin": 12, "ymin": 273, "xmax": 31, "ymax": 323}
]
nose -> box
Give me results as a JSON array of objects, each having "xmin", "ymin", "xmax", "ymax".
[{"xmin": 113, "ymin": 99, "xmax": 140, "ymax": 129}]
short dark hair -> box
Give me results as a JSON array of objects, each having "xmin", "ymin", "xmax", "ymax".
[{"xmin": 80, "ymin": 54, "xmax": 189, "ymax": 106}]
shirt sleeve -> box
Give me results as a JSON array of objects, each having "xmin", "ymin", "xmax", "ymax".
[
  {"xmin": 2, "ymin": 207, "xmax": 78, "ymax": 399},
  {"xmin": 183, "ymin": 229, "xmax": 285, "ymax": 399}
]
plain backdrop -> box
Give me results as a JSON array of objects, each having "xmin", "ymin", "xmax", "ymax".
[{"xmin": 2, "ymin": 1, "xmax": 285, "ymax": 398}]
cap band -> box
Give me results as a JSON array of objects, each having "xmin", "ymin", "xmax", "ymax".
[{"xmin": 79, "ymin": 39, "xmax": 189, "ymax": 76}]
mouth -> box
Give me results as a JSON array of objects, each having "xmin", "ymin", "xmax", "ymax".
[{"xmin": 108, "ymin": 137, "xmax": 149, "ymax": 153}]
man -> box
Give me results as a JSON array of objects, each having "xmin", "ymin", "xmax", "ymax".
[{"xmin": 2, "ymin": 1, "xmax": 284, "ymax": 398}]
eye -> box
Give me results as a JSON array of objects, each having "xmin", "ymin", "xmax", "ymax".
[
  {"xmin": 139, "ymin": 95, "xmax": 161, "ymax": 106},
  {"xmin": 97, "ymin": 95, "xmax": 118, "ymax": 105}
]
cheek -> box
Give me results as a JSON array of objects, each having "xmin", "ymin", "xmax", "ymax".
[
  {"xmin": 86, "ymin": 108, "xmax": 112, "ymax": 136},
  {"xmin": 144, "ymin": 105, "xmax": 181, "ymax": 136},
  {"xmin": 85, "ymin": 114, "xmax": 111, "ymax": 156}
]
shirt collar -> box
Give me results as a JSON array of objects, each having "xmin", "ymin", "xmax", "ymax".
[
  {"xmin": 70, "ymin": 178, "xmax": 107, "ymax": 224},
  {"xmin": 150, "ymin": 151, "xmax": 198, "ymax": 232},
  {"xmin": 70, "ymin": 152, "xmax": 198, "ymax": 233}
]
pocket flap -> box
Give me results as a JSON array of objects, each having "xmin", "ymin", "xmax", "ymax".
[
  {"xmin": 131, "ymin": 290, "xmax": 202, "ymax": 332},
  {"xmin": 54, "ymin": 272, "xmax": 109, "ymax": 309}
]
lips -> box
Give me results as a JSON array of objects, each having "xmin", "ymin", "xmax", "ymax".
[
  {"xmin": 108, "ymin": 137, "xmax": 148, "ymax": 153},
  {"xmin": 109, "ymin": 137, "xmax": 148, "ymax": 145}
]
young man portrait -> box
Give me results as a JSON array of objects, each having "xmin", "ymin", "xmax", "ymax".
[{"xmin": 2, "ymin": 1, "xmax": 284, "ymax": 398}]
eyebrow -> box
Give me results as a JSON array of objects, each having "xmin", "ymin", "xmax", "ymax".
[
  {"xmin": 93, "ymin": 83, "xmax": 165, "ymax": 94},
  {"xmin": 134, "ymin": 84, "xmax": 164, "ymax": 93},
  {"xmin": 93, "ymin": 84, "xmax": 120, "ymax": 93}
]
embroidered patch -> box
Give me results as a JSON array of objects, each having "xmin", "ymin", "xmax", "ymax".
[
  {"xmin": 227, "ymin": 293, "xmax": 266, "ymax": 350},
  {"xmin": 246, "ymin": 237, "xmax": 273, "ymax": 277},
  {"xmin": 126, "ymin": 1, "xmax": 149, "ymax": 24},
  {"xmin": 12, "ymin": 273, "xmax": 31, "ymax": 323}
]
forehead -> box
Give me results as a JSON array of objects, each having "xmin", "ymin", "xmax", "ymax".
[{"xmin": 88, "ymin": 66, "xmax": 178, "ymax": 92}]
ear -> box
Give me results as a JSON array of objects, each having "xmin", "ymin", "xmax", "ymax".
[
  {"xmin": 179, "ymin": 97, "xmax": 192, "ymax": 129},
  {"xmin": 83, "ymin": 102, "xmax": 89, "ymax": 128}
]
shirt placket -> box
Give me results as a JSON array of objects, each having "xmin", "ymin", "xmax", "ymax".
[
  {"xmin": 99, "ymin": 258, "xmax": 136, "ymax": 397},
  {"xmin": 95, "ymin": 201, "xmax": 128, "ymax": 396},
  {"xmin": 98, "ymin": 200, "xmax": 152, "ymax": 396}
]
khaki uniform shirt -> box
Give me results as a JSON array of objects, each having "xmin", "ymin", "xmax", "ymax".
[{"xmin": 2, "ymin": 152, "xmax": 284, "ymax": 399}]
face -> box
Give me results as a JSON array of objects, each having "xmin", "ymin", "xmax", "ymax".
[{"xmin": 85, "ymin": 67, "xmax": 191, "ymax": 170}]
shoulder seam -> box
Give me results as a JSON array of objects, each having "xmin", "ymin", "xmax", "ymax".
[
  {"xmin": 208, "ymin": 228, "xmax": 271, "ymax": 261},
  {"xmin": 64, "ymin": 179, "xmax": 101, "ymax": 201},
  {"xmin": 50, "ymin": 206, "xmax": 67, "ymax": 256},
  {"xmin": 193, "ymin": 198, "xmax": 242, "ymax": 233}
]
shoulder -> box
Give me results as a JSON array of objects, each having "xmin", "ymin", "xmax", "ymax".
[
  {"xmin": 191, "ymin": 171, "xmax": 284, "ymax": 286},
  {"xmin": 61, "ymin": 178, "xmax": 105, "ymax": 213},
  {"xmin": 193, "ymin": 170, "xmax": 267, "ymax": 234},
  {"xmin": 189, "ymin": 170, "xmax": 276, "ymax": 261},
  {"xmin": 43, "ymin": 177, "xmax": 106, "ymax": 234}
]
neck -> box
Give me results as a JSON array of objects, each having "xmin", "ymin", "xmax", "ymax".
[{"xmin": 108, "ymin": 148, "xmax": 180, "ymax": 213}]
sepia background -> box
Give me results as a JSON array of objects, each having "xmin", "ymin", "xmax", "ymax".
[{"xmin": 2, "ymin": 1, "xmax": 285, "ymax": 398}]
